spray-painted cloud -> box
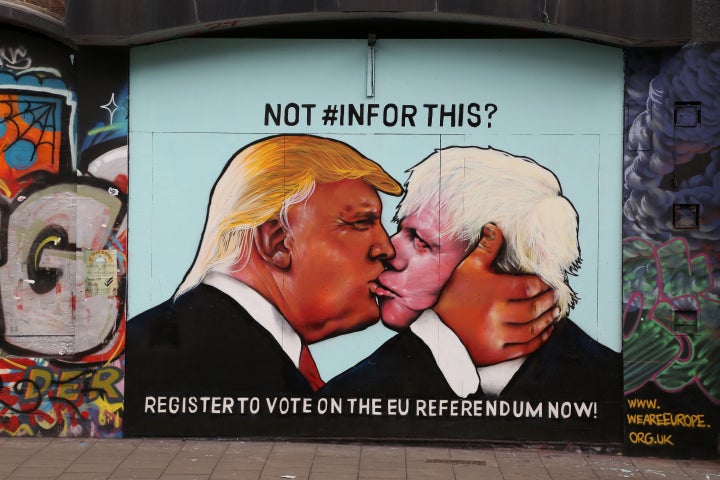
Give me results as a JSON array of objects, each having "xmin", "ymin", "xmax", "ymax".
[{"xmin": 623, "ymin": 46, "xmax": 720, "ymax": 278}]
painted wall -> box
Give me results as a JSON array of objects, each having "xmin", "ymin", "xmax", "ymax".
[
  {"xmin": 126, "ymin": 38, "xmax": 623, "ymax": 442},
  {"xmin": 0, "ymin": 28, "xmax": 716, "ymax": 456},
  {"xmin": 622, "ymin": 45, "xmax": 720, "ymax": 458},
  {"xmin": 0, "ymin": 29, "xmax": 127, "ymax": 437}
]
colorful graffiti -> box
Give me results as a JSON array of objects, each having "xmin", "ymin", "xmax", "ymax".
[
  {"xmin": 0, "ymin": 358, "xmax": 123, "ymax": 436},
  {"xmin": 0, "ymin": 34, "xmax": 127, "ymax": 437},
  {"xmin": 624, "ymin": 237, "xmax": 719, "ymax": 397},
  {"xmin": 623, "ymin": 46, "xmax": 720, "ymax": 457}
]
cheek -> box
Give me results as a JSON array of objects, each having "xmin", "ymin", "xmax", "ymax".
[
  {"xmin": 437, "ymin": 262, "xmax": 458, "ymax": 287},
  {"xmin": 412, "ymin": 272, "xmax": 439, "ymax": 293},
  {"xmin": 432, "ymin": 249, "xmax": 466, "ymax": 289},
  {"xmin": 409, "ymin": 258, "xmax": 447, "ymax": 294}
]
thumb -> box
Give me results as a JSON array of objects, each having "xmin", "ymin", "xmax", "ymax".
[{"xmin": 462, "ymin": 223, "xmax": 504, "ymax": 270}]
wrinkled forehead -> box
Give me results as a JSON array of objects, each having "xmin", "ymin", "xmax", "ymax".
[
  {"xmin": 397, "ymin": 202, "xmax": 458, "ymax": 236},
  {"xmin": 398, "ymin": 196, "xmax": 475, "ymax": 250}
]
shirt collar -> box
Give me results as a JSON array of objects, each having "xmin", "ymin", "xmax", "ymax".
[
  {"xmin": 410, "ymin": 309, "xmax": 480, "ymax": 398},
  {"xmin": 202, "ymin": 271, "xmax": 303, "ymax": 368},
  {"xmin": 476, "ymin": 358, "xmax": 525, "ymax": 397},
  {"xmin": 410, "ymin": 309, "xmax": 526, "ymax": 398}
]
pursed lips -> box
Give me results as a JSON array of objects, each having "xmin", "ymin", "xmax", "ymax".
[{"xmin": 374, "ymin": 277, "xmax": 399, "ymax": 298}]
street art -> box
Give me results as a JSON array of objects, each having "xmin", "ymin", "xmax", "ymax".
[
  {"xmin": 322, "ymin": 145, "xmax": 618, "ymax": 404},
  {"xmin": 0, "ymin": 35, "xmax": 128, "ymax": 437},
  {"xmin": 0, "ymin": 358, "xmax": 123, "ymax": 436},
  {"xmin": 126, "ymin": 39, "xmax": 622, "ymax": 442},
  {"xmin": 0, "ymin": 47, "xmax": 32, "ymax": 71},
  {"xmin": 623, "ymin": 45, "xmax": 720, "ymax": 457},
  {"xmin": 624, "ymin": 238, "xmax": 718, "ymax": 396},
  {"xmin": 125, "ymin": 135, "xmax": 621, "ymax": 441}
]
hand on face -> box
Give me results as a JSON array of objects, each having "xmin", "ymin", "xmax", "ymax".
[{"xmin": 433, "ymin": 224, "xmax": 559, "ymax": 366}]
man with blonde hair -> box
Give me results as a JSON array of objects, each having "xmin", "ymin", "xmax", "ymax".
[
  {"xmin": 324, "ymin": 146, "xmax": 619, "ymax": 403},
  {"xmin": 125, "ymin": 137, "xmax": 556, "ymax": 436},
  {"xmin": 126, "ymin": 134, "xmax": 403, "ymax": 435}
]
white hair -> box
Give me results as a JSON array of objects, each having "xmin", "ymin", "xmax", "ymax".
[{"xmin": 398, "ymin": 146, "xmax": 581, "ymax": 317}]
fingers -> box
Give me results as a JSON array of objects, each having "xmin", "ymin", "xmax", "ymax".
[
  {"xmin": 501, "ymin": 307, "xmax": 558, "ymax": 344},
  {"xmin": 504, "ymin": 289, "xmax": 557, "ymax": 324},
  {"xmin": 496, "ymin": 325, "xmax": 555, "ymax": 361},
  {"xmin": 502, "ymin": 274, "xmax": 552, "ymax": 299}
]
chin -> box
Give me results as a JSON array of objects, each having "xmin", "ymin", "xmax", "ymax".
[
  {"xmin": 379, "ymin": 301, "xmax": 418, "ymax": 331},
  {"xmin": 344, "ymin": 306, "xmax": 381, "ymax": 333}
]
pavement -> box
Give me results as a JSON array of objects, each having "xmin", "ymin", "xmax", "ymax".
[{"xmin": 0, "ymin": 437, "xmax": 718, "ymax": 480}]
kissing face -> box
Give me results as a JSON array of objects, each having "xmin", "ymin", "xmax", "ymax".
[
  {"xmin": 376, "ymin": 203, "xmax": 468, "ymax": 330},
  {"xmin": 282, "ymin": 179, "xmax": 395, "ymax": 343}
]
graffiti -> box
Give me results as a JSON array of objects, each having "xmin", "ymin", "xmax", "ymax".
[
  {"xmin": 100, "ymin": 93, "xmax": 119, "ymax": 125},
  {"xmin": 622, "ymin": 46, "xmax": 720, "ymax": 398},
  {"xmin": 0, "ymin": 181, "xmax": 125, "ymax": 355},
  {"xmin": 0, "ymin": 72, "xmax": 76, "ymax": 197},
  {"xmin": 0, "ymin": 60, "xmax": 126, "ymax": 357},
  {"xmin": 0, "ymin": 358, "xmax": 123, "ymax": 436},
  {"xmin": 0, "ymin": 47, "xmax": 31, "ymax": 71},
  {"xmin": 81, "ymin": 84, "xmax": 128, "ymax": 192},
  {"xmin": 623, "ymin": 46, "xmax": 720, "ymax": 273},
  {"xmin": 623, "ymin": 45, "xmax": 720, "ymax": 456},
  {"xmin": 623, "ymin": 237, "xmax": 719, "ymax": 400},
  {"xmin": 0, "ymin": 37, "xmax": 128, "ymax": 437}
]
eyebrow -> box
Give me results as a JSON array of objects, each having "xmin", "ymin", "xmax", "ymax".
[
  {"xmin": 340, "ymin": 208, "xmax": 380, "ymax": 220},
  {"xmin": 340, "ymin": 201, "xmax": 381, "ymax": 218}
]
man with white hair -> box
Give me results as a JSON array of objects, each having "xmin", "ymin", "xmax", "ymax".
[
  {"xmin": 125, "ymin": 137, "xmax": 555, "ymax": 436},
  {"xmin": 323, "ymin": 146, "xmax": 620, "ymax": 401}
]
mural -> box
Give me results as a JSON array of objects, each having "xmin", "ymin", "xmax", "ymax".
[
  {"xmin": 0, "ymin": 32, "xmax": 127, "ymax": 437},
  {"xmin": 126, "ymin": 39, "xmax": 623, "ymax": 442},
  {"xmin": 622, "ymin": 46, "xmax": 720, "ymax": 457},
  {"xmin": 127, "ymin": 137, "xmax": 621, "ymax": 438}
]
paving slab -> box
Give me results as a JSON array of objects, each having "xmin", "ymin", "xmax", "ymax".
[{"xmin": 1, "ymin": 438, "xmax": 719, "ymax": 479}]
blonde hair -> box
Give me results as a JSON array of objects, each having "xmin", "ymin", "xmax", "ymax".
[
  {"xmin": 176, "ymin": 135, "xmax": 402, "ymax": 298},
  {"xmin": 398, "ymin": 146, "xmax": 581, "ymax": 317}
]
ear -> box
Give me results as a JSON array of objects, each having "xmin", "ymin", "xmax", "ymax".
[
  {"xmin": 476, "ymin": 223, "xmax": 504, "ymax": 262},
  {"xmin": 253, "ymin": 219, "xmax": 291, "ymax": 269}
]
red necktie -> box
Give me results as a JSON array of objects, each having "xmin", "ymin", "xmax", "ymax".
[{"xmin": 299, "ymin": 344, "xmax": 324, "ymax": 391}]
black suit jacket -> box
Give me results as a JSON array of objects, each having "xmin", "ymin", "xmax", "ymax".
[
  {"xmin": 323, "ymin": 318, "xmax": 620, "ymax": 403},
  {"xmin": 124, "ymin": 284, "xmax": 314, "ymax": 436},
  {"xmin": 321, "ymin": 318, "xmax": 622, "ymax": 442}
]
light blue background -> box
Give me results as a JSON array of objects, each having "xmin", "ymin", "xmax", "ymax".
[{"xmin": 129, "ymin": 39, "xmax": 623, "ymax": 379}]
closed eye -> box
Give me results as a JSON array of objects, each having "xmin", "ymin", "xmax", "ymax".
[
  {"xmin": 406, "ymin": 228, "xmax": 430, "ymax": 251},
  {"xmin": 339, "ymin": 215, "xmax": 379, "ymax": 231}
]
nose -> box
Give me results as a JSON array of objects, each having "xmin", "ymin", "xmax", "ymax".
[
  {"xmin": 384, "ymin": 233, "xmax": 408, "ymax": 271},
  {"xmin": 369, "ymin": 226, "xmax": 395, "ymax": 261}
]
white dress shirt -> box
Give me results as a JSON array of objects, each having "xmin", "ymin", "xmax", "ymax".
[
  {"xmin": 203, "ymin": 270, "xmax": 303, "ymax": 369},
  {"xmin": 411, "ymin": 309, "xmax": 525, "ymax": 398}
]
